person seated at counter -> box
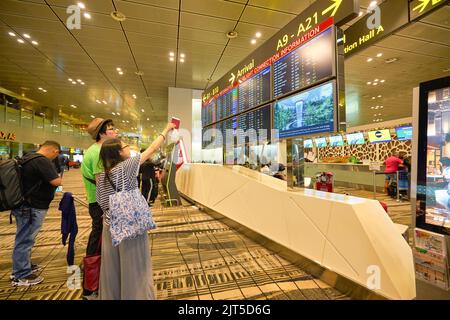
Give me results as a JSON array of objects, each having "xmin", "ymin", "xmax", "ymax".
[
  {"xmin": 273, "ymin": 164, "xmax": 287, "ymax": 181},
  {"xmin": 383, "ymin": 151, "xmax": 403, "ymax": 194}
]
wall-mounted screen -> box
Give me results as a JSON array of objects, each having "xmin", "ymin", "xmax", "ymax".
[
  {"xmin": 396, "ymin": 126, "xmax": 413, "ymax": 140},
  {"xmin": 329, "ymin": 135, "xmax": 344, "ymax": 147},
  {"xmin": 416, "ymin": 78, "xmax": 450, "ymax": 235},
  {"xmin": 201, "ymin": 100, "xmax": 215, "ymax": 127},
  {"xmin": 237, "ymin": 105, "xmax": 271, "ymax": 145},
  {"xmin": 216, "ymin": 88, "xmax": 238, "ymax": 122},
  {"xmin": 304, "ymin": 139, "xmax": 313, "ymax": 148},
  {"xmin": 346, "ymin": 132, "xmax": 365, "ymax": 145},
  {"xmin": 314, "ymin": 137, "xmax": 327, "ymax": 148},
  {"xmin": 368, "ymin": 129, "xmax": 392, "ymax": 143},
  {"xmin": 274, "ymin": 81, "xmax": 335, "ymax": 138},
  {"xmin": 273, "ymin": 28, "xmax": 334, "ymax": 98},
  {"xmin": 238, "ymin": 67, "xmax": 271, "ymax": 113}
]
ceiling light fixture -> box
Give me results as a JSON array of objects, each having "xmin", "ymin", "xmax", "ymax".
[
  {"xmin": 77, "ymin": 79, "xmax": 82, "ymax": 82},
  {"xmin": 71, "ymin": 105, "xmax": 77, "ymax": 109},
  {"xmin": 8, "ymin": 32, "xmax": 16, "ymax": 37},
  {"xmin": 251, "ymin": 39, "xmax": 257, "ymax": 45},
  {"xmin": 102, "ymin": 100, "xmax": 107, "ymax": 104},
  {"xmin": 72, "ymin": 81, "xmax": 77, "ymax": 84},
  {"xmin": 81, "ymin": 82, "xmax": 85, "ymax": 85},
  {"xmin": 374, "ymin": 79, "xmax": 379, "ymax": 82},
  {"xmin": 377, "ymin": 53, "xmax": 383, "ymax": 57},
  {"xmin": 68, "ymin": 78, "xmax": 72, "ymax": 82},
  {"xmin": 112, "ymin": 112, "xmax": 116, "ymax": 115},
  {"xmin": 380, "ymin": 79, "xmax": 385, "ymax": 83},
  {"xmin": 169, "ymin": 52, "xmax": 175, "ymax": 57},
  {"xmin": 111, "ymin": 11, "xmax": 126, "ymax": 22},
  {"xmin": 117, "ymin": 112, "xmax": 120, "ymax": 116},
  {"xmin": 23, "ymin": 34, "xmax": 31, "ymax": 39},
  {"xmin": 132, "ymin": 94, "xmax": 137, "ymax": 99},
  {"xmin": 226, "ymin": 31, "xmax": 238, "ymax": 39},
  {"xmin": 169, "ymin": 57, "xmax": 174, "ymax": 62},
  {"xmin": 90, "ymin": 115, "xmax": 95, "ymax": 118},
  {"xmin": 180, "ymin": 53, "xmax": 185, "ymax": 58},
  {"xmin": 77, "ymin": 2, "xmax": 85, "ymax": 9},
  {"xmin": 378, "ymin": 95, "xmax": 382, "ymax": 98},
  {"xmin": 367, "ymin": 82, "xmax": 372, "ymax": 85},
  {"xmin": 385, "ymin": 57, "xmax": 398, "ymax": 64},
  {"xmin": 118, "ymin": 71, "xmax": 124, "ymax": 75},
  {"xmin": 255, "ymin": 32, "xmax": 261, "ymax": 38},
  {"xmin": 116, "ymin": 67, "xmax": 122, "ymax": 72},
  {"xmin": 180, "ymin": 58, "xmax": 185, "ymax": 63},
  {"xmin": 17, "ymin": 39, "xmax": 24, "ymax": 44},
  {"xmin": 84, "ymin": 12, "xmax": 91, "ymax": 19},
  {"xmin": 31, "ymin": 40, "xmax": 38, "ymax": 45},
  {"xmin": 359, "ymin": 11, "xmax": 363, "ymax": 17},
  {"xmin": 367, "ymin": 58, "xmax": 373, "ymax": 62},
  {"xmin": 147, "ymin": 118, "xmax": 150, "ymax": 121},
  {"xmin": 141, "ymin": 109, "xmax": 145, "ymax": 112}
]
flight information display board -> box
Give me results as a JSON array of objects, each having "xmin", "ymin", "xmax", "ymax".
[
  {"xmin": 217, "ymin": 88, "xmax": 238, "ymax": 122},
  {"xmin": 220, "ymin": 117, "xmax": 237, "ymax": 147},
  {"xmin": 238, "ymin": 66, "xmax": 271, "ymax": 113},
  {"xmin": 273, "ymin": 27, "xmax": 334, "ymax": 98},
  {"xmin": 201, "ymin": 101, "xmax": 215, "ymax": 127},
  {"xmin": 236, "ymin": 105, "xmax": 271, "ymax": 145}
]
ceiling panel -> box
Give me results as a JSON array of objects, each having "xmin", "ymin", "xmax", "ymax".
[
  {"xmin": 240, "ymin": 6, "xmax": 296, "ymax": 29},
  {"xmin": 115, "ymin": 0, "xmax": 179, "ymax": 25},
  {"xmin": 181, "ymin": 0, "xmax": 245, "ymax": 20},
  {"xmin": 180, "ymin": 12, "xmax": 236, "ymax": 33}
]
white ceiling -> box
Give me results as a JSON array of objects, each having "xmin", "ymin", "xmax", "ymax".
[{"xmin": 0, "ymin": 0, "xmax": 448, "ymax": 135}]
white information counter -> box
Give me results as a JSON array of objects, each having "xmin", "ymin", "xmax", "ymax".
[{"xmin": 176, "ymin": 163, "xmax": 416, "ymax": 300}]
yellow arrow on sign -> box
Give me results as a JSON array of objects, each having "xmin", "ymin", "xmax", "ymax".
[
  {"xmin": 413, "ymin": 0, "xmax": 442, "ymax": 13},
  {"xmin": 229, "ymin": 72, "xmax": 236, "ymax": 84},
  {"xmin": 322, "ymin": 0, "xmax": 343, "ymax": 17}
]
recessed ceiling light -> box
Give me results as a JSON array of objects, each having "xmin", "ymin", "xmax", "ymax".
[
  {"xmin": 255, "ymin": 32, "xmax": 261, "ymax": 38},
  {"xmin": 72, "ymin": 81, "xmax": 77, "ymax": 84},
  {"xmin": 169, "ymin": 57, "xmax": 174, "ymax": 62},
  {"xmin": 8, "ymin": 32, "xmax": 16, "ymax": 37},
  {"xmin": 180, "ymin": 58, "xmax": 185, "ymax": 63},
  {"xmin": 81, "ymin": 82, "xmax": 85, "ymax": 85},
  {"xmin": 372, "ymin": 97, "xmax": 376, "ymax": 100},
  {"xmin": 84, "ymin": 12, "xmax": 91, "ymax": 19},
  {"xmin": 180, "ymin": 53, "xmax": 185, "ymax": 58},
  {"xmin": 359, "ymin": 11, "xmax": 363, "ymax": 17},
  {"xmin": 373, "ymin": 83, "xmax": 378, "ymax": 86},
  {"xmin": 251, "ymin": 39, "xmax": 257, "ymax": 45},
  {"xmin": 77, "ymin": 2, "xmax": 85, "ymax": 9},
  {"xmin": 135, "ymin": 70, "xmax": 144, "ymax": 76},
  {"xmin": 77, "ymin": 79, "xmax": 82, "ymax": 82},
  {"xmin": 31, "ymin": 41, "xmax": 38, "ymax": 45},
  {"xmin": 122, "ymin": 120, "xmax": 125, "ymax": 123},
  {"xmin": 96, "ymin": 100, "xmax": 101, "ymax": 104},
  {"xmin": 380, "ymin": 106, "xmax": 384, "ymax": 108},
  {"xmin": 112, "ymin": 112, "xmax": 116, "ymax": 115},
  {"xmin": 380, "ymin": 79, "xmax": 385, "ymax": 83},
  {"xmin": 43, "ymin": 89, "xmax": 47, "ymax": 93},
  {"xmin": 378, "ymin": 95, "xmax": 382, "ymax": 98},
  {"xmin": 374, "ymin": 79, "xmax": 379, "ymax": 82},
  {"xmin": 90, "ymin": 115, "xmax": 95, "ymax": 118},
  {"xmin": 116, "ymin": 67, "xmax": 122, "ymax": 71},
  {"xmin": 371, "ymin": 107, "xmax": 374, "ymax": 109},
  {"xmin": 118, "ymin": 71, "xmax": 124, "ymax": 75},
  {"xmin": 369, "ymin": 1, "xmax": 378, "ymax": 9},
  {"xmin": 23, "ymin": 34, "xmax": 31, "ymax": 39},
  {"xmin": 126, "ymin": 120, "xmax": 129, "ymax": 123},
  {"xmin": 226, "ymin": 30, "xmax": 238, "ymax": 39},
  {"xmin": 71, "ymin": 105, "xmax": 77, "ymax": 109},
  {"xmin": 111, "ymin": 11, "xmax": 126, "ymax": 22},
  {"xmin": 132, "ymin": 94, "xmax": 137, "ymax": 99},
  {"xmin": 17, "ymin": 39, "xmax": 24, "ymax": 44},
  {"xmin": 169, "ymin": 52, "xmax": 175, "ymax": 57},
  {"xmin": 117, "ymin": 112, "xmax": 120, "ymax": 116},
  {"xmin": 385, "ymin": 57, "xmax": 398, "ymax": 64},
  {"xmin": 141, "ymin": 109, "xmax": 145, "ymax": 112},
  {"xmin": 367, "ymin": 82, "xmax": 372, "ymax": 85},
  {"xmin": 102, "ymin": 100, "xmax": 107, "ymax": 104},
  {"xmin": 377, "ymin": 53, "xmax": 383, "ymax": 57},
  {"xmin": 367, "ymin": 58, "xmax": 373, "ymax": 62},
  {"xmin": 147, "ymin": 118, "xmax": 150, "ymax": 121},
  {"xmin": 68, "ymin": 78, "xmax": 72, "ymax": 81},
  {"xmin": 38, "ymin": 87, "xmax": 43, "ymax": 90}
]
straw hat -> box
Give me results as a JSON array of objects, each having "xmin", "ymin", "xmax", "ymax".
[{"xmin": 87, "ymin": 118, "xmax": 111, "ymax": 140}]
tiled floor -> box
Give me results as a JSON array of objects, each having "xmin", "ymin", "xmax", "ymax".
[{"xmin": 0, "ymin": 169, "xmax": 349, "ymax": 300}]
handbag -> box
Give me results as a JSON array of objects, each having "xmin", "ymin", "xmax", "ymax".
[
  {"xmin": 83, "ymin": 238, "xmax": 101, "ymax": 292},
  {"xmin": 109, "ymin": 167, "xmax": 156, "ymax": 247}
]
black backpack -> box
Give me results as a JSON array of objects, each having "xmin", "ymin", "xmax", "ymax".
[{"xmin": 0, "ymin": 154, "xmax": 44, "ymax": 213}]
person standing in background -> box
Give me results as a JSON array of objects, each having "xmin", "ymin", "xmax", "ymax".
[
  {"xmin": 80, "ymin": 118, "xmax": 118, "ymax": 299},
  {"xmin": 138, "ymin": 149, "xmax": 158, "ymax": 205},
  {"xmin": 384, "ymin": 151, "xmax": 403, "ymax": 194}
]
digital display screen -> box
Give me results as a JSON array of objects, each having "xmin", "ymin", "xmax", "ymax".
[
  {"xmin": 368, "ymin": 129, "xmax": 392, "ymax": 143},
  {"xmin": 236, "ymin": 105, "xmax": 271, "ymax": 145},
  {"xmin": 315, "ymin": 137, "xmax": 327, "ymax": 148},
  {"xmin": 346, "ymin": 132, "xmax": 365, "ymax": 145},
  {"xmin": 304, "ymin": 139, "xmax": 313, "ymax": 148},
  {"xmin": 329, "ymin": 135, "xmax": 344, "ymax": 147},
  {"xmin": 238, "ymin": 67, "xmax": 271, "ymax": 113},
  {"xmin": 274, "ymin": 81, "xmax": 335, "ymax": 138},
  {"xmin": 201, "ymin": 100, "xmax": 215, "ymax": 127},
  {"xmin": 273, "ymin": 28, "xmax": 334, "ymax": 98},
  {"xmin": 396, "ymin": 126, "xmax": 413, "ymax": 140},
  {"xmin": 419, "ymin": 84, "xmax": 450, "ymax": 231},
  {"xmin": 217, "ymin": 88, "xmax": 238, "ymax": 122}
]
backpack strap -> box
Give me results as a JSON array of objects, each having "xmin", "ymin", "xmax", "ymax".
[{"xmin": 83, "ymin": 175, "xmax": 97, "ymax": 186}]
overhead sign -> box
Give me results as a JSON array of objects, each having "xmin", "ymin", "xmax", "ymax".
[
  {"xmin": 0, "ymin": 131, "xmax": 16, "ymax": 141},
  {"xmin": 202, "ymin": 0, "xmax": 358, "ymax": 103},
  {"xmin": 343, "ymin": 0, "xmax": 409, "ymax": 57},
  {"xmin": 410, "ymin": 0, "xmax": 448, "ymax": 21}
]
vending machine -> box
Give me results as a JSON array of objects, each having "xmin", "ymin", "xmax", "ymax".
[{"xmin": 414, "ymin": 76, "xmax": 450, "ymax": 294}]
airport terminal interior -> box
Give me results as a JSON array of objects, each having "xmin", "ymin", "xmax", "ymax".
[{"xmin": 0, "ymin": 0, "xmax": 449, "ymax": 301}]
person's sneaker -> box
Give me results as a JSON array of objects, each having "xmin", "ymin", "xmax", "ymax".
[
  {"xmin": 82, "ymin": 292, "xmax": 98, "ymax": 300},
  {"xmin": 11, "ymin": 273, "xmax": 44, "ymax": 287},
  {"xmin": 10, "ymin": 264, "xmax": 43, "ymax": 280}
]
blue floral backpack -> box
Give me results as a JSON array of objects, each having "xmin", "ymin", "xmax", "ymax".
[{"xmin": 108, "ymin": 167, "xmax": 156, "ymax": 246}]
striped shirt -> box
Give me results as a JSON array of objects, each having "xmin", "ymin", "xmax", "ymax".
[{"xmin": 96, "ymin": 155, "xmax": 141, "ymax": 225}]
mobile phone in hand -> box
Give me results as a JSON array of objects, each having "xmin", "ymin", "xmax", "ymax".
[{"xmin": 171, "ymin": 117, "xmax": 180, "ymax": 129}]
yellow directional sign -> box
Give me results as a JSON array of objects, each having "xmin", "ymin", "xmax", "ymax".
[
  {"xmin": 413, "ymin": 0, "xmax": 442, "ymax": 13},
  {"xmin": 322, "ymin": 0, "xmax": 343, "ymax": 17},
  {"xmin": 229, "ymin": 73, "xmax": 236, "ymax": 84}
]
